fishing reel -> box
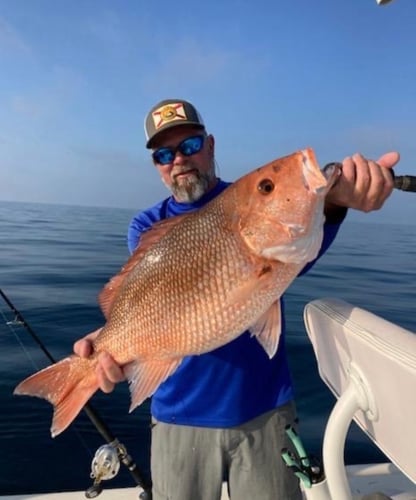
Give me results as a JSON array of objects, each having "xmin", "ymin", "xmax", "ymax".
[
  {"xmin": 85, "ymin": 444, "xmax": 120, "ymax": 498},
  {"xmin": 85, "ymin": 443, "xmax": 152, "ymax": 499}
]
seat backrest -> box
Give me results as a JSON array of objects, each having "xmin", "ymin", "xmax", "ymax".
[{"xmin": 303, "ymin": 298, "xmax": 416, "ymax": 483}]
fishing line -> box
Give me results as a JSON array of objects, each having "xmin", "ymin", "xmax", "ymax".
[
  {"xmin": 3, "ymin": 167, "xmax": 413, "ymax": 498},
  {"xmin": 0, "ymin": 300, "xmax": 95, "ymax": 461},
  {"xmin": 0, "ymin": 288, "xmax": 152, "ymax": 499},
  {"xmin": 0, "ymin": 307, "xmax": 40, "ymax": 373}
]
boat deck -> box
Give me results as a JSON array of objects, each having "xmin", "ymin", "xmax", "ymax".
[{"xmin": 2, "ymin": 463, "xmax": 416, "ymax": 500}]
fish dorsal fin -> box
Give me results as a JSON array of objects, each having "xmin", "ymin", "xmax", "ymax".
[
  {"xmin": 125, "ymin": 357, "xmax": 182, "ymax": 412},
  {"xmin": 249, "ymin": 300, "xmax": 282, "ymax": 358},
  {"xmin": 98, "ymin": 214, "xmax": 188, "ymax": 319}
]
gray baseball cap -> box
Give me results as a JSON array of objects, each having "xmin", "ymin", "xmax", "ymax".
[{"xmin": 144, "ymin": 99, "xmax": 205, "ymax": 148}]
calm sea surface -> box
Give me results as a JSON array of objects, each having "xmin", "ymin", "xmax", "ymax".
[{"xmin": 0, "ymin": 200, "xmax": 415, "ymax": 495}]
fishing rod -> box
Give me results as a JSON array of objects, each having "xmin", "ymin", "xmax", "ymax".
[
  {"xmin": 0, "ymin": 288, "xmax": 152, "ymax": 500},
  {"xmin": 393, "ymin": 174, "xmax": 416, "ymax": 192}
]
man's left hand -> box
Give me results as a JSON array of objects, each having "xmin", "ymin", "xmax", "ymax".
[{"xmin": 325, "ymin": 151, "xmax": 400, "ymax": 212}]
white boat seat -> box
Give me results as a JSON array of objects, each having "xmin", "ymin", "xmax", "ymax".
[{"xmin": 303, "ymin": 298, "xmax": 416, "ymax": 500}]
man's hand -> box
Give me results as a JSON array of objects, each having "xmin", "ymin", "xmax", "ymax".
[
  {"xmin": 326, "ymin": 152, "xmax": 400, "ymax": 212},
  {"xmin": 73, "ymin": 329, "xmax": 125, "ymax": 393}
]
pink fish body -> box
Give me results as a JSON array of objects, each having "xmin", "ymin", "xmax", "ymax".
[{"xmin": 15, "ymin": 148, "xmax": 340, "ymax": 437}]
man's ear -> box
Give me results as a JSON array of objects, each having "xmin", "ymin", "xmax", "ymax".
[{"xmin": 207, "ymin": 134, "xmax": 215, "ymax": 154}]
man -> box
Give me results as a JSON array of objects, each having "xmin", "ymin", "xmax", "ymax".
[{"xmin": 74, "ymin": 99, "xmax": 398, "ymax": 500}]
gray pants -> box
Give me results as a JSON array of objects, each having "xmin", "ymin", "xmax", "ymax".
[{"xmin": 150, "ymin": 402, "xmax": 303, "ymax": 500}]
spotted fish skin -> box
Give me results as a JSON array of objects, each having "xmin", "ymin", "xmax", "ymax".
[{"xmin": 14, "ymin": 148, "xmax": 340, "ymax": 437}]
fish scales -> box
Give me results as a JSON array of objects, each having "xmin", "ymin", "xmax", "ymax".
[
  {"xmin": 97, "ymin": 197, "xmax": 257, "ymax": 357},
  {"xmin": 14, "ymin": 148, "xmax": 341, "ymax": 436}
]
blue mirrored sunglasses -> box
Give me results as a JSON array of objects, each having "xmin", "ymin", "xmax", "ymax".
[{"xmin": 152, "ymin": 135, "xmax": 205, "ymax": 165}]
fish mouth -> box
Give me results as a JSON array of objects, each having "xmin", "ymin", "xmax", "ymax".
[{"xmin": 301, "ymin": 151, "xmax": 341, "ymax": 194}]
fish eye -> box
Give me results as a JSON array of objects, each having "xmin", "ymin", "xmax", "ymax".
[{"xmin": 257, "ymin": 179, "xmax": 275, "ymax": 195}]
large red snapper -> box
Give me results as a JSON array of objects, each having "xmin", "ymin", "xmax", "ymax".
[{"xmin": 14, "ymin": 148, "xmax": 340, "ymax": 437}]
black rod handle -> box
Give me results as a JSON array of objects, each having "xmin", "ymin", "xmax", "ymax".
[{"xmin": 394, "ymin": 175, "xmax": 416, "ymax": 192}]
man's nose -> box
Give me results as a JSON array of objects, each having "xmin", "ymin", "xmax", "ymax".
[{"xmin": 172, "ymin": 150, "xmax": 187, "ymax": 164}]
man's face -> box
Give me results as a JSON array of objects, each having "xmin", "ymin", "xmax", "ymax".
[{"xmin": 151, "ymin": 125, "xmax": 217, "ymax": 203}]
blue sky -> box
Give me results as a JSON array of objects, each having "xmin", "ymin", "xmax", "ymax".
[{"xmin": 1, "ymin": 0, "xmax": 415, "ymax": 223}]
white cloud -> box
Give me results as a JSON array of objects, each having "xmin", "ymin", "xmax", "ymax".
[
  {"xmin": 72, "ymin": 146, "xmax": 143, "ymax": 171},
  {"xmin": 3, "ymin": 64, "xmax": 87, "ymax": 135},
  {"xmin": 10, "ymin": 95, "xmax": 42, "ymax": 118},
  {"xmin": 84, "ymin": 9, "xmax": 125, "ymax": 47},
  {"xmin": 0, "ymin": 16, "xmax": 32, "ymax": 54},
  {"xmin": 87, "ymin": 9, "xmax": 122, "ymax": 43},
  {"xmin": 141, "ymin": 37, "xmax": 268, "ymax": 94}
]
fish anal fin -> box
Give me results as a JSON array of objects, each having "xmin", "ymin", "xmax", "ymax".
[
  {"xmin": 249, "ymin": 300, "xmax": 282, "ymax": 359},
  {"xmin": 14, "ymin": 356, "xmax": 99, "ymax": 437},
  {"xmin": 98, "ymin": 214, "xmax": 189, "ymax": 319},
  {"xmin": 125, "ymin": 357, "xmax": 182, "ymax": 412}
]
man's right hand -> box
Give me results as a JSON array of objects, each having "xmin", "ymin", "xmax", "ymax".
[{"xmin": 73, "ymin": 329, "xmax": 126, "ymax": 393}]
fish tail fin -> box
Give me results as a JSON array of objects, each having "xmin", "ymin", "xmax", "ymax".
[{"xmin": 14, "ymin": 355, "xmax": 98, "ymax": 437}]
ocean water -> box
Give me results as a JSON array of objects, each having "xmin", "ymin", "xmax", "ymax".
[{"xmin": 0, "ymin": 200, "xmax": 415, "ymax": 495}]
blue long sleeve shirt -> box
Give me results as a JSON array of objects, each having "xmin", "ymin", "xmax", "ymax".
[{"xmin": 127, "ymin": 179, "xmax": 344, "ymax": 427}]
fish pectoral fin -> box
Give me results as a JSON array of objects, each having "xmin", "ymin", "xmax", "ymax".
[
  {"xmin": 125, "ymin": 357, "xmax": 182, "ymax": 412},
  {"xmin": 249, "ymin": 300, "xmax": 282, "ymax": 359}
]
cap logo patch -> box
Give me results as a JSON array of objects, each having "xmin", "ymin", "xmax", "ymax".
[{"xmin": 152, "ymin": 103, "xmax": 187, "ymax": 130}]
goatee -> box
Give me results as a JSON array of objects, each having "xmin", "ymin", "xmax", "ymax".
[{"xmin": 168, "ymin": 169, "xmax": 216, "ymax": 203}]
